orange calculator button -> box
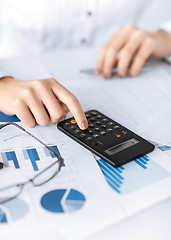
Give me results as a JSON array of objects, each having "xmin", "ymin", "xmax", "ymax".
[
  {"xmin": 116, "ymin": 134, "xmax": 121, "ymax": 138},
  {"xmin": 71, "ymin": 120, "xmax": 77, "ymax": 124}
]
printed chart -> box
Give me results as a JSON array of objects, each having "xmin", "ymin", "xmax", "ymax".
[
  {"xmin": 1, "ymin": 144, "xmax": 65, "ymax": 172},
  {"xmin": 41, "ymin": 189, "xmax": 86, "ymax": 213},
  {"xmin": 0, "ymin": 198, "xmax": 28, "ymax": 223},
  {"xmin": 95, "ymin": 155, "xmax": 171, "ymax": 194},
  {"xmin": 0, "ymin": 112, "xmax": 20, "ymax": 122}
]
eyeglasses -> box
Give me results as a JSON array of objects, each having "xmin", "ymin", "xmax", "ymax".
[{"xmin": 0, "ymin": 122, "xmax": 64, "ymax": 204}]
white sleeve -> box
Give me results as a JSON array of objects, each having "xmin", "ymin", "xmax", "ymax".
[
  {"xmin": 0, "ymin": 70, "xmax": 7, "ymax": 79},
  {"xmin": 159, "ymin": 21, "xmax": 171, "ymax": 35},
  {"xmin": 159, "ymin": 21, "xmax": 171, "ymax": 64}
]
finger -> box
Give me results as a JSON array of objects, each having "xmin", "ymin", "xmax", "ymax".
[
  {"xmin": 95, "ymin": 46, "xmax": 107, "ymax": 74},
  {"xmin": 14, "ymin": 102, "xmax": 36, "ymax": 128},
  {"xmin": 51, "ymin": 81, "xmax": 88, "ymax": 130},
  {"xmin": 117, "ymin": 30, "xmax": 145, "ymax": 77},
  {"xmin": 102, "ymin": 27, "xmax": 136, "ymax": 79},
  {"xmin": 25, "ymin": 91, "xmax": 51, "ymax": 126},
  {"xmin": 128, "ymin": 38, "xmax": 154, "ymax": 77},
  {"xmin": 39, "ymin": 87, "xmax": 66, "ymax": 124}
]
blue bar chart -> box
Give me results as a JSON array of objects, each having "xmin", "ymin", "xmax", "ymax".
[
  {"xmin": 96, "ymin": 155, "xmax": 171, "ymax": 194},
  {"xmin": 0, "ymin": 144, "xmax": 65, "ymax": 171},
  {"xmin": 1, "ymin": 151, "xmax": 20, "ymax": 169},
  {"xmin": 44, "ymin": 145, "xmax": 65, "ymax": 166},
  {"xmin": 22, "ymin": 148, "xmax": 40, "ymax": 171}
]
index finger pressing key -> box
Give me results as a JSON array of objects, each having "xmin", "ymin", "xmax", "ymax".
[{"xmin": 52, "ymin": 81, "xmax": 88, "ymax": 130}]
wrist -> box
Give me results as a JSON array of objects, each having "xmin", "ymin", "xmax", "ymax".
[{"xmin": 153, "ymin": 30, "xmax": 171, "ymax": 57}]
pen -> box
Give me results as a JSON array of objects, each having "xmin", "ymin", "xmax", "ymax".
[{"xmin": 80, "ymin": 66, "xmax": 118, "ymax": 75}]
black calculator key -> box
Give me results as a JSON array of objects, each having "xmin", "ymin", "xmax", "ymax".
[
  {"xmin": 94, "ymin": 128, "xmax": 100, "ymax": 132},
  {"xmin": 86, "ymin": 137, "xmax": 93, "ymax": 142},
  {"xmin": 107, "ymin": 128, "xmax": 113, "ymax": 133},
  {"xmin": 100, "ymin": 131, "xmax": 107, "ymax": 136},
  {"xmin": 75, "ymin": 129, "xmax": 81, "ymax": 134},
  {"xmin": 114, "ymin": 125, "xmax": 120, "ymax": 129},
  {"xmin": 97, "ymin": 115, "xmax": 103, "ymax": 119},
  {"xmin": 89, "ymin": 124, "xmax": 94, "ymax": 128},
  {"xmin": 102, "ymin": 118, "xmax": 108, "ymax": 123},
  {"xmin": 93, "ymin": 141, "xmax": 103, "ymax": 146},
  {"xmin": 86, "ymin": 114, "xmax": 90, "ymax": 118},
  {"xmin": 108, "ymin": 122, "xmax": 114, "ymax": 126},
  {"xmin": 70, "ymin": 125, "xmax": 76, "ymax": 130},
  {"xmin": 91, "ymin": 111, "xmax": 97, "ymax": 116},
  {"xmin": 80, "ymin": 133, "xmax": 87, "ymax": 138},
  {"xmin": 93, "ymin": 134, "xmax": 100, "ymax": 139},
  {"xmin": 89, "ymin": 118, "xmax": 95, "ymax": 122},
  {"xmin": 101, "ymin": 125, "xmax": 107, "ymax": 129},
  {"xmin": 64, "ymin": 122, "xmax": 71, "ymax": 127},
  {"xmin": 95, "ymin": 121, "xmax": 101, "ymax": 126},
  {"xmin": 88, "ymin": 130, "xmax": 93, "ymax": 134}
]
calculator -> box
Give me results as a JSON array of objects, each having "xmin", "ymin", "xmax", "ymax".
[{"xmin": 57, "ymin": 110, "xmax": 155, "ymax": 167}]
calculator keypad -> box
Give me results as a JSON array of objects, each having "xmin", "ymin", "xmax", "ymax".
[
  {"xmin": 58, "ymin": 109, "xmax": 155, "ymax": 167},
  {"xmin": 63, "ymin": 110, "xmax": 129, "ymax": 148}
]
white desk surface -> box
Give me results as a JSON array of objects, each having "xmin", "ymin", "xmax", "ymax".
[{"xmin": 0, "ymin": 48, "xmax": 171, "ymax": 240}]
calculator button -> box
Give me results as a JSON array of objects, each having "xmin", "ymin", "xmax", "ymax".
[
  {"xmin": 95, "ymin": 121, "xmax": 101, "ymax": 126},
  {"xmin": 116, "ymin": 134, "xmax": 121, "ymax": 138},
  {"xmin": 114, "ymin": 125, "xmax": 120, "ymax": 129},
  {"xmin": 122, "ymin": 131, "xmax": 128, "ymax": 135},
  {"xmin": 88, "ymin": 130, "xmax": 93, "ymax": 134},
  {"xmin": 64, "ymin": 122, "xmax": 71, "ymax": 127},
  {"xmin": 108, "ymin": 122, "xmax": 114, "ymax": 126},
  {"xmin": 75, "ymin": 129, "xmax": 81, "ymax": 134},
  {"xmin": 86, "ymin": 114, "xmax": 90, "ymax": 118},
  {"xmin": 93, "ymin": 141, "xmax": 102, "ymax": 146},
  {"xmin": 100, "ymin": 131, "xmax": 107, "ymax": 136},
  {"xmin": 97, "ymin": 115, "xmax": 103, "ymax": 119},
  {"xmin": 71, "ymin": 120, "xmax": 77, "ymax": 124},
  {"xmin": 101, "ymin": 125, "xmax": 107, "ymax": 129},
  {"xmin": 89, "ymin": 118, "xmax": 95, "ymax": 122},
  {"xmin": 91, "ymin": 111, "xmax": 97, "ymax": 116},
  {"xmin": 102, "ymin": 118, "xmax": 108, "ymax": 123},
  {"xmin": 94, "ymin": 128, "xmax": 100, "ymax": 132},
  {"xmin": 80, "ymin": 133, "xmax": 87, "ymax": 138},
  {"xmin": 93, "ymin": 134, "xmax": 100, "ymax": 139},
  {"xmin": 89, "ymin": 124, "xmax": 94, "ymax": 128},
  {"xmin": 107, "ymin": 128, "xmax": 113, "ymax": 133},
  {"xmin": 86, "ymin": 137, "xmax": 93, "ymax": 142},
  {"xmin": 70, "ymin": 125, "xmax": 76, "ymax": 130}
]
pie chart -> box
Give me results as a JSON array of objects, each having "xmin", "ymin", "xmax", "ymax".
[
  {"xmin": 0, "ymin": 198, "xmax": 29, "ymax": 223},
  {"xmin": 41, "ymin": 189, "xmax": 86, "ymax": 213}
]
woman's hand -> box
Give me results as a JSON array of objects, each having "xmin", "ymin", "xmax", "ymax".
[
  {"xmin": 96, "ymin": 26, "xmax": 171, "ymax": 78},
  {"xmin": 0, "ymin": 77, "xmax": 88, "ymax": 129}
]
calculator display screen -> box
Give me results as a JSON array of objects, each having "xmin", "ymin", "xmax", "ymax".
[{"xmin": 105, "ymin": 138, "xmax": 139, "ymax": 155}]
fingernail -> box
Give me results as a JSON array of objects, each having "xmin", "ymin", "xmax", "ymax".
[{"xmin": 81, "ymin": 120, "xmax": 88, "ymax": 130}]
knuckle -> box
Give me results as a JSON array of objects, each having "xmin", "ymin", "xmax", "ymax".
[
  {"xmin": 134, "ymin": 29, "xmax": 146, "ymax": 39},
  {"xmin": 145, "ymin": 37, "xmax": 154, "ymax": 47},
  {"xmin": 47, "ymin": 78, "xmax": 57, "ymax": 85},
  {"xmin": 124, "ymin": 25, "xmax": 136, "ymax": 33},
  {"xmin": 25, "ymin": 120, "xmax": 36, "ymax": 128},
  {"xmin": 137, "ymin": 52, "xmax": 146, "ymax": 62},
  {"xmin": 51, "ymin": 110, "xmax": 65, "ymax": 124},
  {"xmin": 69, "ymin": 94, "xmax": 79, "ymax": 105},
  {"xmin": 32, "ymin": 79, "xmax": 45, "ymax": 89},
  {"xmin": 38, "ymin": 118, "xmax": 50, "ymax": 126},
  {"xmin": 13, "ymin": 98, "xmax": 24, "ymax": 110},
  {"xmin": 22, "ymin": 87, "xmax": 34, "ymax": 98}
]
